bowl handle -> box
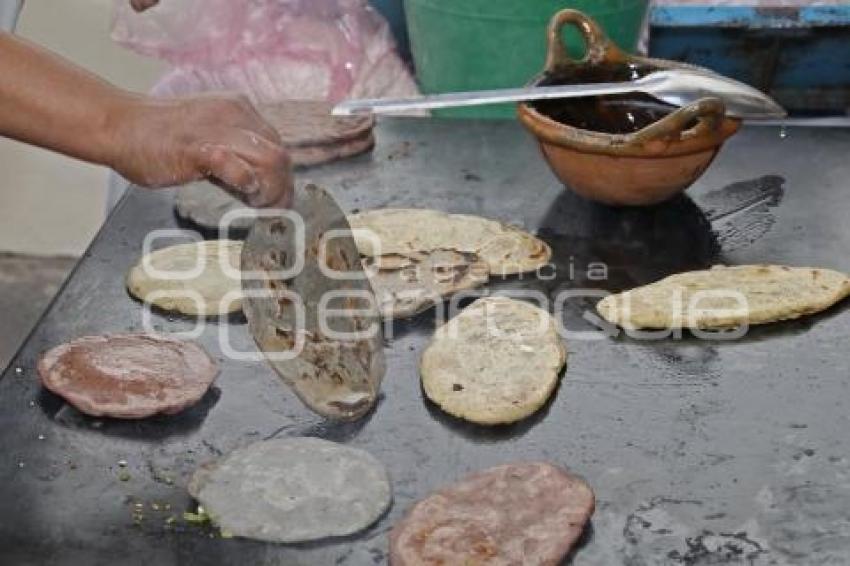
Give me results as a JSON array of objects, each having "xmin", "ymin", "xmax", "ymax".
[
  {"xmin": 544, "ymin": 9, "xmax": 628, "ymax": 74},
  {"xmin": 630, "ymin": 97, "xmax": 726, "ymax": 147}
]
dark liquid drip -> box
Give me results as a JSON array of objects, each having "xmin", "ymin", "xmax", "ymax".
[{"xmin": 532, "ymin": 63, "xmax": 685, "ymax": 135}]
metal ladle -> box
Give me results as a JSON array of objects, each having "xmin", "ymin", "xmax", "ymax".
[{"xmin": 333, "ymin": 68, "xmax": 786, "ymax": 120}]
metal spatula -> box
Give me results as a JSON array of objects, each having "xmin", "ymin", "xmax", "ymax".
[
  {"xmin": 332, "ymin": 68, "xmax": 786, "ymax": 120},
  {"xmin": 241, "ymin": 184, "xmax": 385, "ymax": 421}
]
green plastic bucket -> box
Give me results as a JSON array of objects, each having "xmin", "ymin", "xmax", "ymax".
[{"xmin": 404, "ymin": 0, "xmax": 649, "ymax": 118}]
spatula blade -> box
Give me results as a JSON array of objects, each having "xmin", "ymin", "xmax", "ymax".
[{"xmin": 241, "ymin": 184, "xmax": 385, "ymax": 421}]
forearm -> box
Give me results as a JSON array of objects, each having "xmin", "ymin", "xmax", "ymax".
[
  {"xmin": 0, "ymin": 31, "xmax": 292, "ymax": 207},
  {"xmin": 0, "ymin": 31, "xmax": 136, "ymax": 168}
]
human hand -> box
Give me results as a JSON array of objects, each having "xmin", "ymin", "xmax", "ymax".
[
  {"xmin": 109, "ymin": 93, "xmax": 293, "ymax": 208},
  {"xmin": 130, "ymin": 0, "xmax": 159, "ymax": 12}
]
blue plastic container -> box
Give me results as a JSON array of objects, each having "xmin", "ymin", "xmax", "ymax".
[{"xmin": 649, "ymin": 3, "xmax": 850, "ymax": 113}]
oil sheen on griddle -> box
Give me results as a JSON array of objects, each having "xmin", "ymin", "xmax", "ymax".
[{"xmin": 533, "ymin": 62, "xmax": 691, "ymax": 134}]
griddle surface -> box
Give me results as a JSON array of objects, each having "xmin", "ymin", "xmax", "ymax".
[{"xmin": 2, "ymin": 119, "xmax": 849, "ymax": 565}]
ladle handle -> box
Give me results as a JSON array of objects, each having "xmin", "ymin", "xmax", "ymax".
[{"xmin": 544, "ymin": 9, "xmax": 628, "ymax": 74}]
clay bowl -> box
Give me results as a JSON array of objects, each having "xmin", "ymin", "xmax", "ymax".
[{"xmin": 518, "ymin": 9, "xmax": 741, "ymax": 206}]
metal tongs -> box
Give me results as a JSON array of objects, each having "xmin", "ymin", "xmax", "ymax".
[{"xmin": 332, "ymin": 68, "xmax": 787, "ymax": 120}]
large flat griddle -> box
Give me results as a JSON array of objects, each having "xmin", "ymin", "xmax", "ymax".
[{"xmin": 1, "ymin": 119, "xmax": 850, "ymax": 565}]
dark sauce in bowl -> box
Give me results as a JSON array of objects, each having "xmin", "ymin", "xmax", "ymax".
[{"xmin": 531, "ymin": 63, "xmax": 687, "ymax": 135}]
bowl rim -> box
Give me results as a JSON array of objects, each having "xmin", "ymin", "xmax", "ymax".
[
  {"xmin": 517, "ymin": 63, "xmax": 742, "ymax": 158},
  {"xmin": 517, "ymin": 7, "xmax": 741, "ymax": 158}
]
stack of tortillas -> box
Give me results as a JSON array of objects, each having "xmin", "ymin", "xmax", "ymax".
[
  {"xmin": 349, "ymin": 209, "xmax": 552, "ymax": 319},
  {"xmin": 421, "ymin": 297, "xmax": 566, "ymax": 425},
  {"xmin": 38, "ymin": 333, "xmax": 218, "ymax": 418},
  {"xmin": 188, "ymin": 438, "xmax": 391, "ymax": 543},
  {"xmin": 126, "ymin": 240, "xmax": 243, "ymax": 317},
  {"xmin": 258, "ymin": 100, "xmax": 375, "ymax": 167},
  {"xmin": 390, "ymin": 462, "xmax": 594, "ymax": 565},
  {"xmin": 597, "ymin": 264, "xmax": 850, "ymax": 330},
  {"xmin": 175, "ymin": 100, "xmax": 374, "ymax": 232}
]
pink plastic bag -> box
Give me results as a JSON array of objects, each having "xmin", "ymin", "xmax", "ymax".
[{"xmin": 111, "ymin": 0, "xmax": 419, "ymax": 103}]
